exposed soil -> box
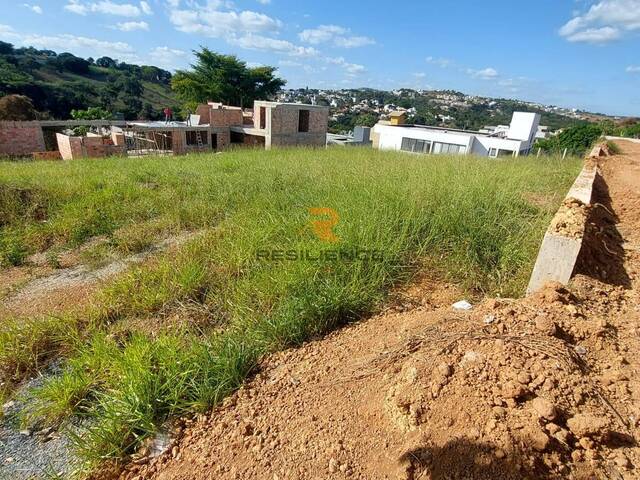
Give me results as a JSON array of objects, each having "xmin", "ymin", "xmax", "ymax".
[
  {"xmin": 0, "ymin": 232, "xmax": 198, "ymax": 318},
  {"xmin": 548, "ymin": 197, "xmax": 589, "ymax": 239},
  {"xmin": 115, "ymin": 140, "xmax": 640, "ymax": 480}
]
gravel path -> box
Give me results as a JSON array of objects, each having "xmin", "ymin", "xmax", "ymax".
[{"xmin": 0, "ymin": 370, "xmax": 78, "ymax": 480}]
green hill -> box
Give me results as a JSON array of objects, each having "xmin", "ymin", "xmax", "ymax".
[{"xmin": 0, "ymin": 41, "xmax": 180, "ymax": 120}]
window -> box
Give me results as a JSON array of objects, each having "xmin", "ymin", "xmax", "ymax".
[
  {"xmin": 186, "ymin": 131, "xmax": 207, "ymax": 146},
  {"xmin": 488, "ymin": 148, "xmax": 498, "ymax": 158},
  {"xmin": 401, "ymin": 137, "xmax": 431, "ymax": 153},
  {"xmin": 433, "ymin": 142, "xmax": 465, "ymax": 155},
  {"xmin": 259, "ymin": 107, "xmax": 266, "ymax": 129},
  {"xmin": 401, "ymin": 137, "xmax": 416, "ymax": 152},
  {"xmin": 298, "ymin": 109, "xmax": 310, "ymax": 133},
  {"xmin": 211, "ymin": 133, "xmax": 218, "ymax": 150}
]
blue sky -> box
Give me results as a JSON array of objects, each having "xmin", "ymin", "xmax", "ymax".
[{"xmin": 1, "ymin": 0, "xmax": 639, "ymax": 116}]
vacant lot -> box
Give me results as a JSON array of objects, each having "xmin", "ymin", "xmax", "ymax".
[{"xmin": 0, "ymin": 148, "xmax": 580, "ymax": 474}]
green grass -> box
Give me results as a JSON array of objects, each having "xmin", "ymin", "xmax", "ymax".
[{"xmin": 0, "ymin": 147, "xmax": 581, "ymax": 471}]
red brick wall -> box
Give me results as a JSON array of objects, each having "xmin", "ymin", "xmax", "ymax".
[
  {"xmin": 85, "ymin": 144, "xmax": 126, "ymax": 158},
  {"xmin": 195, "ymin": 105, "xmax": 211, "ymax": 125},
  {"xmin": 33, "ymin": 151, "xmax": 62, "ymax": 161},
  {"xmin": 0, "ymin": 122, "xmax": 46, "ymax": 156},
  {"xmin": 209, "ymin": 107, "xmax": 243, "ymax": 127}
]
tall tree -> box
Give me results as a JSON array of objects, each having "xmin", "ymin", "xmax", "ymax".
[{"xmin": 171, "ymin": 48, "xmax": 285, "ymax": 109}]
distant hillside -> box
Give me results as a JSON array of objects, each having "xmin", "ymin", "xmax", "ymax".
[
  {"xmin": 0, "ymin": 41, "xmax": 180, "ymax": 120},
  {"xmin": 280, "ymin": 88, "xmax": 597, "ymax": 134}
]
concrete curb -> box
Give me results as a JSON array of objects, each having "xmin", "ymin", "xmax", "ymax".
[
  {"xmin": 605, "ymin": 136, "xmax": 640, "ymax": 144},
  {"xmin": 526, "ymin": 163, "xmax": 598, "ymax": 295}
]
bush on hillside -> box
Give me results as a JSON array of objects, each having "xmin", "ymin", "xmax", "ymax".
[{"xmin": 0, "ymin": 94, "xmax": 38, "ymax": 120}]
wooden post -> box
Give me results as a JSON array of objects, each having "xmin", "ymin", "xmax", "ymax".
[
  {"xmin": 537, "ymin": 148, "xmax": 541, "ymax": 157},
  {"xmin": 562, "ymin": 148, "xmax": 568, "ymax": 159}
]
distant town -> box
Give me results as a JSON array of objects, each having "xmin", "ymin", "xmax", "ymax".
[{"xmin": 276, "ymin": 88, "xmax": 617, "ymax": 135}]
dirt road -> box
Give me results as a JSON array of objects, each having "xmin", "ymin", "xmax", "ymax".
[{"xmin": 120, "ymin": 141, "xmax": 640, "ymax": 480}]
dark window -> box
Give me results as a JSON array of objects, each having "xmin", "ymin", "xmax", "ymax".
[
  {"xmin": 211, "ymin": 133, "xmax": 218, "ymax": 150},
  {"xmin": 259, "ymin": 107, "xmax": 266, "ymax": 129},
  {"xmin": 186, "ymin": 131, "xmax": 207, "ymax": 146},
  {"xmin": 230, "ymin": 131, "xmax": 244, "ymax": 143},
  {"xmin": 298, "ymin": 109, "xmax": 310, "ymax": 133}
]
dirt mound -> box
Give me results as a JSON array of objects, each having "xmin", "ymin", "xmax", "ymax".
[{"xmin": 382, "ymin": 281, "xmax": 634, "ymax": 479}]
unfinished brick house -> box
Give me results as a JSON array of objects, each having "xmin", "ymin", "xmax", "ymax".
[
  {"xmin": 0, "ymin": 101, "xmax": 328, "ymax": 159},
  {"xmin": 229, "ymin": 101, "xmax": 329, "ymax": 149}
]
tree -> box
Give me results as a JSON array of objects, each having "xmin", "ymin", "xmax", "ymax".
[
  {"xmin": 50, "ymin": 53, "xmax": 90, "ymax": 74},
  {"xmin": 96, "ymin": 56, "xmax": 117, "ymax": 69},
  {"xmin": 537, "ymin": 124, "xmax": 603, "ymax": 156},
  {"xmin": 0, "ymin": 41, "xmax": 14, "ymax": 55},
  {"xmin": 140, "ymin": 102, "xmax": 158, "ymax": 120},
  {"xmin": 172, "ymin": 48, "xmax": 285, "ymax": 108},
  {"xmin": 120, "ymin": 95, "xmax": 143, "ymax": 120},
  {"xmin": 115, "ymin": 75, "xmax": 143, "ymax": 97},
  {"xmin": 70, "ymin": 106, "xmax": 112, "ymax": 120},
  {"xmin": 355, "ymin": 113, "xmax": 378, "ymax": 128},
  {"xmin": 0, "ymin": 94, "xmax": 38, "ymax": 120}
]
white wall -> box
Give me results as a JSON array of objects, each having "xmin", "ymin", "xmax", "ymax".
[
  {"xmin": 372, "ymin": 124, "xmax": 474, "ymax": 154},
  {"xmin": 472, "ymin": 136, "xmax": 524, "ymax": 157},
  {"xmin": 373, "ymin": 124, "xmax": 526, "ymax": 157},
  {"xmin": 507, "ymin": 112, "xmax": 541, "ymax": 152}
]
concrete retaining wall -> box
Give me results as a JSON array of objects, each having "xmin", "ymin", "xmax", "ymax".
[{"xmin": 526, "ymin": 162, "xmax": 598, "ymax": 295}]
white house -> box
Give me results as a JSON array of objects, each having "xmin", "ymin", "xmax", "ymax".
[{"xmin": 372, "ymin": 111, "xmax": 541, "ymax": 158}]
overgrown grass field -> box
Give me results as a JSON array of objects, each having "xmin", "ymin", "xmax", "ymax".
[{"xmin": 0, "ymin": 147, "xmax": 581, "ymax": 472}]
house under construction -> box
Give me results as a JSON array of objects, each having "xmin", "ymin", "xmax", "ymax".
[{"xmin": 0, "ymin": 101, "xmax": 329, "ymax": 159}]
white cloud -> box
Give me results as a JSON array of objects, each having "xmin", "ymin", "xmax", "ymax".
[
  {"xmin": 627, "ymin": 65, "xmax": 640, "ymax": 72},
  {"xmin": 168, "ymin": 2, "xmax": 318, "ymax": 57},
  {"xmin": 149, "ymin": 46, "xmax": 189, "ymax": 68},
  {"xmin": 562, "ymin": 26, "xmax": 620, "ymax": 43},
  {"xmin": 112, "ymin": 20, "xmax": 149, "ymax": 31},
  {"xmin": 140, "ymin": 0, "xmax": 152, "ymax": 15},
  {"xmin": 325, "ymin": 56, "xmax": 366, "ymax": 75},
  {"xmin": 256, "ymin": 0, "xmax": 271, "ymax": 4},
  {"xmin": 467, "ymin": 67, "xmax": 499, "ymax": 80},
  {"xmin": 64, "ymin": 0, "xmax": 152, "ymax": 17},
  {"xmin": 231, "ymin": 34, "xmax": 318, "ymax": 57},
  {"xmin": 413, "ymin": 72, "xmax": 426, "ymax": 78},
  {"xmin": 278, "ymin": 59, "xmax": 302, "ymax": 67},
  {"xmin": 559, "ymin": 0, "xmax": 640, "ymax": 43},
  {"xmin": 169, "ymin": 5, "xmax": 281, "ymax": 37},
  {"xmin": 23, "ymin": 3, "xmax": 43, "ymax": 14},
  {"xmin": 299, "ymin": 24, "xmax": 375, "ymax": 48},
  {"xmin": 426, "ymin": 56, "xmax": 452, "ymax": 68},
  {"xmin": 0, "ymin": 24, "xmax": 137, "ymax": 60}
]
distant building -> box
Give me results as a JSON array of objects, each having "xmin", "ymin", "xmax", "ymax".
[
  {"xmin": 327, "ymin": 126, "xmax": 372, "ymax": 147},
  {"xmin": 372, "ymin": 112, "xmax": 541, "ymax": 158}
]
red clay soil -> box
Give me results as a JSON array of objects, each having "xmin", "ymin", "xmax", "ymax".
[{"xmin": 120, "ymin": 141, "xmax": 640, "ymax": 480}]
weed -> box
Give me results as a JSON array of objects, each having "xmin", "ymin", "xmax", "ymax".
[{"xmin": 0, "ymin": 148, "xmax": 582, "ymax": 470}]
